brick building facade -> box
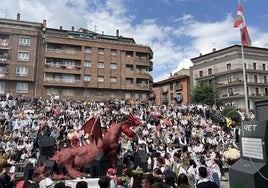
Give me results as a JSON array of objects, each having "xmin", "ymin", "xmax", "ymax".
[{"xmin": 0, "ymin": 14, "xmax": 154, "ymax": 102}]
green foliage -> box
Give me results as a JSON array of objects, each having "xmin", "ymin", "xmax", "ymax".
[
  {"xmin": 222, "ymin": 106, "xmax": 237, "ymax": 116},
  {"xmin": 191, "ymin": 81, "xmax": 219, "ymax": 105},
  {"xmin": 225, "ymin": 109, "xmax": 242, "ymax": 126}
]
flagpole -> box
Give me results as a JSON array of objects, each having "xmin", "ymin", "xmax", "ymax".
[
  {"xmin": 235, "ymin": 0, "xmax": 249, "ymax": 114},
  {"xmin": 241, "ymin": 41, "xmax": 249, "ymax": 114}
]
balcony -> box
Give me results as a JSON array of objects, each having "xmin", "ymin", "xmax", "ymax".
[
  {"xmin": 44, "ymin": 64, "xmax": 82, "ymax": 74},
  {"xmin": 135, "ymin": 59, "xmax": 153, "ymax": 71},
  {"xmin": 162, "ymin": 88, "xmax": 168, "ymax": 93},
  {"xmin": 46, "ymin": 49, "xmax": 82, "ymax": 59},
  {"xmin": 135, "ymin": 72, "xmax": 153, "ymax": 81},
  {"xmin": 0, "ymin": 71, "xmax": 7, "ymax": 78},
  {"xmin": 0, "ymin": 39, "xmax": 9, "ymax": 47},
  {"xmin": 162, "ymin": 96, "xmax": 168, "ymax": 103},
  {"xmin": 44, "ymin": 79, "xmax": 82, "ymax": 86},
  {"xmin": 136, "ymin": 83, "xmax": 150, "ymax": 90},
  {"xmin": 175, "ymin": 84, "xmax": 183, "ymax": 90},
  {"xmin": 0, "ymin": 58, "xmax": 8, "ymax": 63}
]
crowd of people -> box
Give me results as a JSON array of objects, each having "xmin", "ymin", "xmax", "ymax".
[{"xmin": 0, "ymin": 93, "xmax": 248, "ymax": 188}]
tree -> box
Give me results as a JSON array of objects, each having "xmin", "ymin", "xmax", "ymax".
[
  {"xmin": 222, "ymin": 106, "xmax": 242, "ymax": 126},
  {"xmin": 191, "ymin": 81, "xmax": 221, "ymax": 105}
]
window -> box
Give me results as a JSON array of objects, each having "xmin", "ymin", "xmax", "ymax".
[
  {"xmin": 264, "ymin": 76, "xmax": 267, "ymax": 83},
  {"xmin": 162, "ymin": 85, "xmax": 168, "ymax": 92},
  {"xmin": 226, "ymin": 63, "xmax": 231, "ymax": 71},
  {"xmin": 0, "ymin": 82, "xmax": 5, "ymax": 95},
  {"xmin": 227, "ymin": 75, "xmax": 232, "ymax": 83},
  {"xmin": 246, "ymin": 74, "xmax": 248, "ymax": 82},
  {"xmin": 110, "ymin": 77, "xmax": 117, "ymax": 83},
  {"xmin": 253, "ymin": 62, "xmax": 257, "ymax": 70},
  {"xmin": 111, "ymin": 49, "xmax": 117, "ymax": 56},
  {"xmin": 264, "ymin": 88, "xmax": 268, "ymax": 96},
  {"xmin": 16, "ymin": 66, "xmax": 28, "ymax": 76},
  {"xmin": 208, "ymin": 68, "xmax": 212, "ymax": 75},
  {"xmin": 254, "ymin": 75, "xmax": 258, "ymax": 83},
  {"xmin": 84, "ymin": 61, "xmax": 91, "ymax": 68},
  {"xmin": 62, "ymin": 89, "xmax": 74, "ymax": 96},
  {"xmin": 170, "ymin": 83, "xmax": 173, "ymax": 90},
  {"xmin": 98, "ymin": 48, "xmax": 104, "ymax": 54},
  {"xmin": 17, "ymin": 51, "xmax": 29, "ymax": 61},
  {"xmin": 110, "ymin": 92, "xmax": 116, "ymax": 99},
  {"xmin": 199, "ymin": 71, "xmax": 203, "ymax": 77},
  {"xmin": 110, "ymin": 63, "xmax": 117, "ymax": 70},
  {"xmin": 170, "ymin": 93, "xmax": 174, "ymax": 100},
  {"xmin": 46, "ymin": 88, "xmax": 59, "ymax": 96},
  {"xmin": 126, "ymin": 64, "xmax": 133, "ymax": 71},
  {"xmin": 16, "ymin": 82, "xmax": 28, "ymax": 93},
  {"xmin": 85, "ymin": 47, "xmax": 92, "ymax": 53},
  {"xmin": 19, "ymin": 36, "xmax": 30, "ymax": 46},
  {"xmin": 228, "ymin": 88, "xmax": 234, "ymax": 96},
  {"xmin": 135, "ymin": 93, "xmax": 139, "ymax": 99},
  {"xmin": 126, "ymin": 78, "xmax": 133, "ymax": 84},
  {"xmin": 63, "ymin": 75, "xmax": 75, "ymax": 83},
  {"xmin": 98, "ymin": 62, "xmax": 104, "ymax": 68},
  {"xmin": 97, "ymin": 76, "xmax": 104, "ymax": 82},
  {"xmin": 96, "ymin": 90, "xmax": 103, "ymax": 96},
  {"xmin": 84, "ymin": 75, "xmax": 91, "ymax": 82},
  {"xmin": 141, "ymin": 93, "xmax": 147, "ymax": 100},
  {"xmin": 126, "ymin": 51, "xmax": 133, "ymax": 57},
  {"xmin": 125, "ymin": 93, "xmax": 131, "ymax": 99},
  {"xmin": 255, "ymin": 87, "xmax": 259, "ymax": 95},
  {"xmin": 64, "ymin": 60, "xmax": 75, "ymax": 67},
  {"xmin": 263, "ymin": 64, "xmax": 266, "ymax": 71}
]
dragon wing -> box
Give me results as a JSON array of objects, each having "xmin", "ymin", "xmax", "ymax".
[{"xmin": 82, "ymin": 116, "xmax": 103, "ymax": 144}]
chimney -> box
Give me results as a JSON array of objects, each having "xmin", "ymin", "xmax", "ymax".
[
  {"xmin": 199, "ymin": 53, "xmax": 202, "ymax": 56},
  {"xmin": 71, "ymin": 26, "xmax": 74, "ymax": 31},
  {"xmin": 60, "ymin": 26, "xmax": 62, "ymax": 30},
  {"xmin": 116, "ymin": 29, "xmax": 119, "ymax": 37},
  {"xmin": 43, "ymin": 19, "xmax": 47, "ymax": 29},
  {"xmin": 16, "ymin": 13, "xmax": 20, "ymax": 21},
  {"xmin": 170, "ymin": 72, "xmax": 173, "ymax": 77},
  {"xmin": 212, "ymin": 48, "xmax": 216, "ymax": 52}
]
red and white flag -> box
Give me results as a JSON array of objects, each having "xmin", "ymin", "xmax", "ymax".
[{"xmin": 234, "ymin": 1, "xmax": 251, "ymax": 47}]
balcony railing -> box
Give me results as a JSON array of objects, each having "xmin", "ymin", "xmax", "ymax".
[
  {"xmin": 44, "ymin": 79, "xmax": 81, "ymax": 85},
  {"xmin": 136, "ymin": 83, "xmax": 149, "ymax": 88},
  {"xmin": 0, "ymin": 39, "xmax": 9, "ymax": 47},
  {"xmin": 162, "ymin": 96, "xmax": 168, "ymax": 103},
  {"xmin": 175, "ymin": 84, "xmax": 182, "ymax": 90},
  {"xmin": 221, "ymin": 92, "xmax": 268, "ymax": 98},
  {"xmin": 0, "ymin": 72, "xmax": 6, "ymax": 78},
  {"xmin": 217, "ymin": 78, "xmax": 268, "ymax": 87}
]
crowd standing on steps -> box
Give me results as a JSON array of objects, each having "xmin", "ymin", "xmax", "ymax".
[{"xmin": 0, "ymin": 93, "xmax": 253, "ymax": 187}]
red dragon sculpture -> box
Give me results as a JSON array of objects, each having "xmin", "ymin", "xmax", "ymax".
[{"xmin": 49, "ymin": 113, "xmax": 140, "ymax": 178}]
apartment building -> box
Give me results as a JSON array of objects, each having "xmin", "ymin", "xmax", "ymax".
[
  {"xmin": 153, "ymin": 69, "xmax": 190, "ymax": 106},
  {"xmin": 0, "ymin": 14, "xmax": 41, "ymax": 96},
  {"xmin": 0, "ymin": 14, "xmax": 154, "ymax": 101},
  {"xmin": 190, "ymin": 45, "xmax": 268, "ymax": 111}
]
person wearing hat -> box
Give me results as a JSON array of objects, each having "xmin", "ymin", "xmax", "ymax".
[
  {"xmin": 0, "ymin": 163, "xmax": 14, "ymax": 188},
  {"xmin": 106, "ymin": 168, "xmax": 118, "ymax": 188}
]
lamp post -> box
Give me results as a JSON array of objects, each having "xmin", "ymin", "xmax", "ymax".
[{"xmin": 85, "ymin": 84, "xmax": 88, "ymax": 99}]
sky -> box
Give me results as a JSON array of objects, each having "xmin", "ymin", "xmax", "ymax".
[{"xmin": 1, "ymin": 0, "xmax": 268, "ymax": 82}]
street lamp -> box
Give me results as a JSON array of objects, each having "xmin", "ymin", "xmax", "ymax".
[{"xmin": 85, "ymin": 84, "xmax": 88, "ymax": 99}]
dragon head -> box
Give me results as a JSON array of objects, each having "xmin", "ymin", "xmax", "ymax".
[{"xmin": 121, "ymin": 113, "xmax": 140, "ymax": 137}]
